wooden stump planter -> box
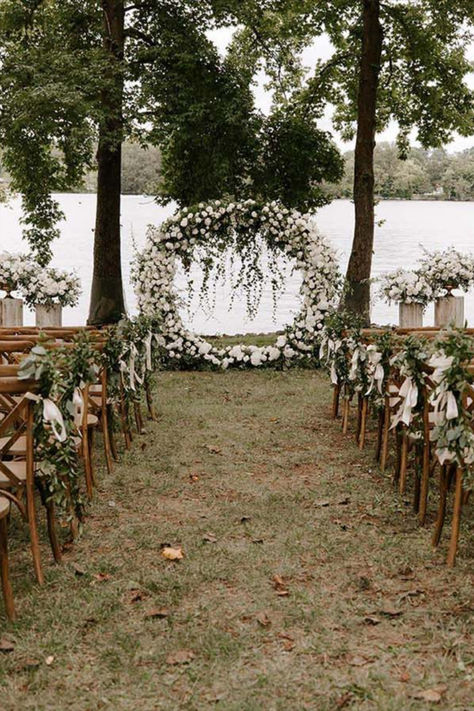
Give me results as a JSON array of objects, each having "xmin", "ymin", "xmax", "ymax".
[
  {"xmin": 434, "ymin": 295, "xmax": 464, "ymax": 328},
  {"xmin": 35, "ymin": 303, "xmax": 62, "ymax": 328},
  {"xmin": 399, "ymin": 302, "xmax": 423, "ymax": 328},
  {"xmin": 0, "ymin": 297, "xmax": 23, "ymax": 327}
]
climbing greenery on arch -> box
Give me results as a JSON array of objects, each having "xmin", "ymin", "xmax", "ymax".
[{"xmin": 132, "ymin": 199, "xmax": 341, "ymax": 369}]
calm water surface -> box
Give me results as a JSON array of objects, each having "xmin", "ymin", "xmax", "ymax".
[{"xmin": 2, "ymin": 195, "xmax": 473, "ymax": 332}]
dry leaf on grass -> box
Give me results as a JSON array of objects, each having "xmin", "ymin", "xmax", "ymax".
[
  {"xmin": 127, "ymin": 589, "xmax": 147, "ymax": 604},
  {"xmin": 347, "ymin": 654, "xmax": 372, "ymax": 667},
  {"xmin": 363, "ymin": 615, "xmax": 381, "ymax": 626},
  {"xmin": 203, "ymin": 532, "xmax": 217, "ymax": 544},
  {"xmin": 204, "ymin": 444, "xmax": 222, "ymax": 454},
  {"xmin": 381, "ymin": 605, "xmax": 403, "ymax": 618},
  {"xmin": 161, "ymin": 546, "xmax": 184, "ymax": 561},
  {"xmin": 72, "ymin": 562, "xmax": 86, "ymax": 576},
  {"xmin": 272, "ymin": 574, "xmax": 290, "ymax": 597},
  {"xmin": 189, "ymin": 473, "xmax": 200, "ymax": 483},
  {"xmin": 93, "ymin": 572, "xmax": 112, "ymax": 582},
  {"xmin": 411, "ymin": 686, "xmax": 447, "ymax": 703},
  {"xmin": 144, "ymin": 607, "xmax": 170, "ymax": 619},
  {"xmin": 0, "ymin": 638, "xmax": 15, "ymax": 653},
  {"xmin": 166, "ymin": 649, "xmax": 195, "ymax": 665},
  {"xmin": 256, "ymin": 612, "xmax": 271, "ymax": 627},
  {"xmin": 45, "ymin": 655, "xmax": 54, "ymax": 666}
]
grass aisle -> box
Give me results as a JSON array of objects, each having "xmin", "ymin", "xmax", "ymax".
[{"xmin": 1, "ymin": 371, "xmax": 473, "ymax": 710}]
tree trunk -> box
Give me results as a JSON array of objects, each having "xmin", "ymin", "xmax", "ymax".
[
  {"xmin": 341, "ymin": 0, "xmax": 383, "ymax": 323},
  {"xmin": 88, "ymin": 0, "xmax": 126, "ymax": 325}
]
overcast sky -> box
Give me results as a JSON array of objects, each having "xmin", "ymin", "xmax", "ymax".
[{"xmin": 210, "ymin": 28, "xmax": 474, "ymax": 154}]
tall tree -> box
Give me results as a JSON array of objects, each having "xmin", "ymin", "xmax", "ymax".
[
  {"xmin": 0, "ymin": 0, "xmax": 343, "ymax": 324},
  {"xmin": 233, "ymin": 0, "xmax": 474, "ymax": 321}
]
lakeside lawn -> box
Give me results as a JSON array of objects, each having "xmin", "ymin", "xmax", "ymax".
[{"xmin": 1, "ymin": 370, "xmax": 473, "ymax": 710}]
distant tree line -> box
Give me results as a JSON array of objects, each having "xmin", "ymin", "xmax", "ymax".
[
  {"xmin": 2, "ymin": 140, "xmax": 472, "ymax": 202},
  {"xmin": 81, "ymin": 141, "xmax": 474, "ymax": 201},
  {"xmin": 329, "ymin": 143, "xmax": 474, "ymax": 201}
]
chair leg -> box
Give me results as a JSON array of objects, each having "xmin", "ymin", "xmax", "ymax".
[
  {"xmin": 100, "ymin": 407, "xmax": 114, "ymax": 475},
  {"xmin": 82, "ymin": 426, "xmax": 94, "ymax": 501},
  {"xmin": 145, "ymin": 380, "xmax": 157, "ymax": 421},
  {"xmin": 331, "ymin": 384, "xmax": 340, "ymax": 419},
  {"xmin": 107, "ymin": 406, "xmax": 119, "ymax": 462},
  {"xmin": 342, "ymin": 396, "xmax": 350, "ymax": 435},
  {"xmin": 0, "ymin": 517, "xmax": 15, "ymax": 621},
  {"xmin": 45, "ymin": 501, "xmax": 62, "ymax": 564},
  {"xmin": 358, "ymin": 398, "xmax": 368, "ymax": 451},
  {"xmin": 375, "ymin": 409, "xmax": 384, "ymax": 462},
  {"xmin": 399, "ymin": 432, "xmax": 409, "ymax": 494},
  {"xmin": 134, "ymin": 401, "xmax": 144, "ymax": 434},
  {"xmin": 447, "ymin": 467, "xmax": 463, "ymax": 568},
  {"xmin": 380, "ymin": 397, "xmax": 390, "ymax": 472},
  {"xmin": 25, "ymin": 482, "xmax": 44, "ymax": 585},
  {"xmin": 432, "ymin": 464, "xmax": 448, "ymax": 548}
]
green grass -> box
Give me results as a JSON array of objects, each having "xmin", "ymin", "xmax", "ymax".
[{"xmin": 1, "ymin": 370, "xmax": 473, "ymax": 710}]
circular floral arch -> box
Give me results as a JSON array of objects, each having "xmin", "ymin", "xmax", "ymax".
[{"xmin": 132, "ymin": 199, "xmax": 341, "ymax": 368}]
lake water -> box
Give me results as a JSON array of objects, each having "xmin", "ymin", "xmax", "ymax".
[{"xmin": 2, "ymin": 194, "xmax": 473, "ymax": 332}]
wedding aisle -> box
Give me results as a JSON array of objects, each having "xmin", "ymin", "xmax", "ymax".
[{"xmin": 2, "ymin": 370, "xmax": 473, "ymax": 710}]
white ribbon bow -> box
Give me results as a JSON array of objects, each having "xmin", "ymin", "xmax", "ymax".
[{"xmin": 390, "ymin": 376, "xmax": 419, "ymax": 429}]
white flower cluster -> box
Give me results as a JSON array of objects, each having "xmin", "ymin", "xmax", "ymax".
[
  {"xmin": 0, "ymin": 251, "xmax": 36, "ymax": 295},
  {"xmin": 418, "ymin": 247, "xmax": 474, "ymax": 295},
  {"xmin": 132, "ymin": 199, "xmax": 341, "ymax": 369},
  {"xmin": 379, "ymin": 268, "xmax": 434, "ymax": 307},
  {"xmin": 22, "ymin": 266, "xmax": 82, "ymax": 308}
]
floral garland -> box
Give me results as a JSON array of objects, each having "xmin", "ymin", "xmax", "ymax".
[
  {"xmin": 389, "ymin": 336, "xmax": 429, "ymax": 436},
  {"xmin": 379, "ymin": 268, "xmax": 434, "ymax": 308},
  {"xmin": 428, "ymin": 331, "xmax": 474, "ymax": 480},
  {"xmin": 132, "ymin": 199, "xmax": 341, "ymax": 369}
]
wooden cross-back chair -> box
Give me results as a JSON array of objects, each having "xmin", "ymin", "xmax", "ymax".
[
  {"xmin": 0, "ymin": 372, "xmax": 52, "ymax": 584},
  {"xmin": 0, "ymin": 489, "xmax": 26, "ymax": 620}
]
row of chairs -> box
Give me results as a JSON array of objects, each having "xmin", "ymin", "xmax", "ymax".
[
  {"xmin": 330, "ymin": 326, "xmax": 473, "ymax": 567},
  {"xmin": 0, "ymin": 326, "xmax": 153, "ymax": 620}
]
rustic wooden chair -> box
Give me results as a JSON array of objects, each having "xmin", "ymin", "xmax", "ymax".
[
  {"xmin": 0, "ymin": 490, "xmax": 26, "ymax": 620},
  {"xmin": 0, "ymin": 372, "xmax": 50, "ymax": 583}
]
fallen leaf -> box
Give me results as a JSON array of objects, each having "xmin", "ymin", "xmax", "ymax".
[
  {"xmin": 189, "ymin": 473, "xmax": 200, "ymax": 483},
  {"xmin": 381, "ymin": 606, "xmax": 403, "ymax": 618},
  {"xmin": 315, "ymin": 500, "xmax": 331, "ymax": 507},
  {"xmin": 336, "ymin": 692, "xmax": 353, "ymax": 709},
  {"xmin": 145, "ymin": 607, "xmax": 170, "ymax": 619},
  {"xmin": 128, "ymin": 589, "xmax": 147, "ymax": 604},
  {"xmin": 72, "ymin": 562, "xmax": 86, "ymax": 576},
  {"xmin": 256, "ymin": 612, "xmax": 271, "ymax": 627},
  {"xmin": 93, "ymin": 572, "xmax": 112, "ymax": 582},
  {"xmin": 203, "ymin": 533, "xmax": 217, "ymax": 544},
  {"xmin": 21, "ymin": 658, "xmax": 40, "ymax": 670},
  {"xmin": 347, "ymin": 654, "xmax": 371, "ymax": 667},
  {"xmin": 282, "ymin": 639, "xmax": 295, "ymax": 652},
  {"xmin": 166, "ymin": 649, "xmax": 195, "ymax": 665},
  {"xmin": 240, "ymin": 515, "xmax": 251, "ymax": 523},
  {"xmin": 0, "ymin": 638, "xmax": 15, "ymax": 653},
  {"xmin": 161, "ymin": 546, "xmax": 184, "ymax": 561},
  {"xmin": 399, "ymin": 671, "xmax": 411, "ymax": 683},
  {"xmin": 205, "ymin": 444, "xmax": 221, "ymax": 454},
  {"xmin": 252, "ymin": 538, "xmax": 264, "ymax": 544},
  {"xmin": 272, "ymin": 574, "xmax": 290, "ymax": 597},
  {"xmin": 363, "ymin": 616, "xmax": 381, "ymax": 626},
  {"xmin": 411, "ymin": 686, "xmax": 447, "ymax": 703},
  {"xmin": 45, "ymin": 655, "xmax": 54, "ymax": 666}
]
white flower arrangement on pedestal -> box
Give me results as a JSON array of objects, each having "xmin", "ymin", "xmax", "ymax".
[
  {"xmin": 0, "ymin": 251, "xmax": 36, "ymax": 296},
  {"xmin": 418, "ymin": 247, "xmax": 474, "ymax": 295},
  {"xmin": 379, "ymin": 268, "xmax": 434, "ymax": 308},
  {"xmin": 22, "ymin": 266, "xmax": 81, "ymax": 308},
  {"xmin": 132, "ymin": 199, "xmax": 341, "ymax": 369}
]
